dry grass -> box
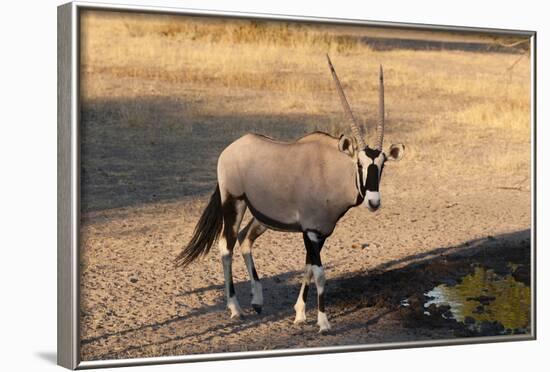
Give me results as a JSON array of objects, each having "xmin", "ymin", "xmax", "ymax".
[{"xmin": 79, "ymin": 10, "xmax": 531, "ymax": 211}]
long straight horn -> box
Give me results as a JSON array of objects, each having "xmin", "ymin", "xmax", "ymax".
[
  {"xmin": 375, "ymin": 64, "xmax": 385, "ymax": 150},
  {"xmin": 326, "ymin": 54, "xmax": 366, "ymax": 149}
]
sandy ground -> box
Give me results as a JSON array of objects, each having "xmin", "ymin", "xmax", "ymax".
[
  {"xmin": 78, "ymin": 12, "xmax": 532, "ymax": 361},
  {"xmin": 79, "ymin": 168, "xmax": 531, "ymax": 360}
]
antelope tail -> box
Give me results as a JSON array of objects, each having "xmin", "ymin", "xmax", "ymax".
[{"xmin": 175, "ymin": 184, "xmax": 223, "ymax": 267}]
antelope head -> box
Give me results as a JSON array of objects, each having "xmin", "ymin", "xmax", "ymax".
[{"xmin": 327, "ymin": 55, "xmax": 405, "ymax": 211}]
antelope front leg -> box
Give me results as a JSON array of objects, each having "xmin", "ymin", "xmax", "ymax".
[{"xmin": 303, "ymin": 231, "xmax": 331, "ymax": 332}]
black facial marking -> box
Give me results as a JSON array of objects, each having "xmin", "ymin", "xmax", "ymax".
[
  {"xmin": 365, "ymin": 146, "xmax": 382, "ymax": 160},
  {"xmin": 366, "ymin": 163, "xmax": 380, "ymax": 192},
  {"xmin": 229, "ymin": 281, "xmax": 235, "ymax": 297}
]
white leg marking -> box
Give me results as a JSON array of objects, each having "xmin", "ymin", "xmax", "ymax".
[
  {"xmin": 312, "ymin": 265, "xmax": 331, "ymax": 332},
  {"xmin": 251, "ymin": 280, "xmax": 263, "ymax": 306},
  {"xmin": 312, "ymin": 266, "xmax": 326, "ymax": 288},
  {"xmin": 317, "ymin": 312, "xmax": 331, "ymax": 332},
  {"xmin": 227, "ymin": 296, "xmax": 244, "ymax": 318},
  {"xmin": 243, "ymin": 252, "xmax": 263, "ymax": 307},
  {"xmin": 294, "ymin": 297, "xmax": 307, "ymax": 324},
  {"xmin": 220, "ymin": 237, "xmax": 243, "ymax": 318}
]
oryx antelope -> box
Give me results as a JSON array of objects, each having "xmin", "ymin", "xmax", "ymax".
[{"xmin": 176, "ymin": 55, "xmax": 405, "ymax": 332}]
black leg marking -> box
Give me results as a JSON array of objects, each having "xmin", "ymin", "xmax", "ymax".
[
  {"xmin": 303, "ymin": 231, "xmax": 325, "ymax": 267},
  {"xmin": 251, "ymin": 266, "xmax": 260, "ymax": 281},
  {"xmin": 318, "ymin": 293, "xmax": 325, "ymax": 313},
  {"xmin": 302, "ymin": 284, "xmax": 309, "ymax": 302}
]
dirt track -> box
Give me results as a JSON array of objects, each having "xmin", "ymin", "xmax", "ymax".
[{"xmin": 79, "ymin": 172, "xmax": 531, "ymax": 360}]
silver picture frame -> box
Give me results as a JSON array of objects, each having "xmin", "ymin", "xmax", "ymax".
[{"xmin": 58, "ymin": 1, "xmax": 537, "ymax": 369}]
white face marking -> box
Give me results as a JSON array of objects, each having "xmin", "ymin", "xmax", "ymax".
[
  {"xmin": 366, "ymin": 190, "xmax": 381, "ymax": 206},
  {"xmin": 358, "ymin": 151, "xmax": 369, "ymax": 182},
  {"xmin": 363, "ymin": 192, "xmax": 381, "ymax": 211},
  {"xmin": 374, "ymin": 153, "xmax": 385, "ymax": 168}
]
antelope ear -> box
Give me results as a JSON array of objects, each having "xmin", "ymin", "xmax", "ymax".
[
  {"xmin": 387, "ymin": 143, "xmax": 405, "ymax": 161},
  {"xmin": 338, "ymin": 135, "xmax": 356, "ymax": 157}
]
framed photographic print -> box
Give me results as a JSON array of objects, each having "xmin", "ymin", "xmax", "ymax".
[{"xmin": 57, "ymin": 1, "xmax": 536, "ymax": 369}]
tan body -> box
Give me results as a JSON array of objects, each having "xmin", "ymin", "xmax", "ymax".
[{"xmin": 218, "ymin": 132, "xmax": 359, "ymax": 236}]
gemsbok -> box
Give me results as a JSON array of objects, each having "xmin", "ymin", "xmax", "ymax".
[{"xmin": 176, "ymin": 55, "xmax": 405, "ymax": 332}]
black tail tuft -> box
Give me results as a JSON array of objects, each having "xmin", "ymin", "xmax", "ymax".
[{"xmin": 175, "ymin": 184, "xmax": 223, "ymax": 268}]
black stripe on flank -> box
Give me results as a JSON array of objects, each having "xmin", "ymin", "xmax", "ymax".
[{"xmin": 244, "ymin": 195, "xmax": 302, "ymax": 232}]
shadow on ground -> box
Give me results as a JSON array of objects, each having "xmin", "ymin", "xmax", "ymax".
[
  {"xmin": 81, "ymin": 229, "xmax": 531, "ymax": 360},
  {"xmin": 360, "ymin": 36, "xmax": 529, "ymax": 53},
  {"xmin": 80, "ymin": 96, "xmax": 341, "ymax": 213}
]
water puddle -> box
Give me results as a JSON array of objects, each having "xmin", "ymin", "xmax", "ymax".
[{"xmin": 424, "ymin": 265, "xmax": 531, "ymax": 334}]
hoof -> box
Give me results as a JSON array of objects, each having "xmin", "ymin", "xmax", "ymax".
[
  {"xmin": 252, "ymin": 304, "xmax": 262, "ymax": 314},
  {"xmin": 230, "ymin": 312, "xmax": 243, "ymax": 319}
]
